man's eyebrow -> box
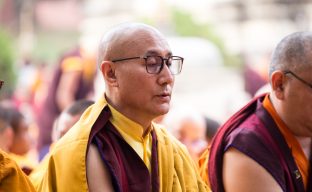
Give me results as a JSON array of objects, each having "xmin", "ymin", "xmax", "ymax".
[{"xmin": 145, "ymin": 50, "xmax": 172, "ymax": 57}]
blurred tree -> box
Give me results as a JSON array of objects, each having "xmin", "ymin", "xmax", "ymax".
[
  {"xmin": 171, "ymin": 8, "xmax": 242, "ymax": 67},
  {"xmin": 0, "ymin": 29, "xmax": 16, "ymax": 99}
]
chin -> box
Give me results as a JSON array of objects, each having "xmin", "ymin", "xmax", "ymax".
[
  {"xmin": 148, "ymin": 103, "xmax": 170, "ymax": 117},
  {"xmin": 159, "ymin": 108, "xmax": 170, "ymax": 115},
  {"xmin": 153, "ymin": 107, "xmax": 170, "ymax": 117}
]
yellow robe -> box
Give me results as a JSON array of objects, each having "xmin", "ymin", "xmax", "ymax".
[
  {"xmin": 9, "ymin": 153, "xmax": 38, "ymax": 174},
  {"xmin": 28, "ymin": 151, "xmax": 51, "ymax": 191},
  {"xmin": 37, "ymin": 97, "xmax": 207, "ymax": 191},
  {"xmin": 0, "ymin": 149, "xmax": 35, "ymax": 192}
]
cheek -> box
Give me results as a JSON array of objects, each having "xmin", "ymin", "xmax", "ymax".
[
  {"xmin": 303, "ymin": 102, "xmax": 312, "ymax": 115},
  {"xmin": 120, "ymin": 74, "xmax": 154, "ymax": 94},
  {"xmin": 21, "ymin": 133, "xmax": 32, "ymax": 146}
]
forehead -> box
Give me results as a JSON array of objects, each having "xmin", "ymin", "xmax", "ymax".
[
  {"xmin": 293, "ymin": 62, "xmax": 312, "ymax": 75},
  {"xmin": 123, "ymin": 29, "xmax": 171, "ymax": 56},
  {"xmin": 300, "ymin": 66, "xmax": 312, "ymax": 79}
]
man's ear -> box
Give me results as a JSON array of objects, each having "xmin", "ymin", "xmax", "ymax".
[
  {"xmin": 271, "ymin": 71, "xmax": 286, "ymax": 99},
  {"xmin": 100, "ymin": 61, "xmax": 118, "ymax": 87}
]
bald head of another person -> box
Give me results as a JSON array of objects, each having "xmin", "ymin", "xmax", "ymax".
[{"xmin": 269, "ymin": 32, "xmax": 312, "ymax": 137}]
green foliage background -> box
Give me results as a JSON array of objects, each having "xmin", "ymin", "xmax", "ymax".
[
  {"xmin": 0, "ymin": 29, "xmax": 16, "ymax": 99},
  {"xmin": 171, "ymin": 8, "xmax": 242, "ymax": 67}
]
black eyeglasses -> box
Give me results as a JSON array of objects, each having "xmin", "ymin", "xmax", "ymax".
[
  {"xmin": 112, "ymin": 55, "xmax": 184, "ymax": 75},
  {"xmin": 284, "ymin": 70, "xmax": 312, "ymax": 89},
  {"xmin": 0, "ymin": 80, "xmax": 3, "ymax": 89}
]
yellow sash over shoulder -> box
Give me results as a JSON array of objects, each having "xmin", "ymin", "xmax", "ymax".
[
  {"xmin": 0, "ymin": 149, "xmax": 36, "ymax": 192},
  {"xmin": 37, "ymin": 97, "xmax": 207, "ymax": 191}
]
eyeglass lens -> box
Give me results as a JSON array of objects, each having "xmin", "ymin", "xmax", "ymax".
[{"xmin": 145, "ymin": 56, "xmax": 182, "ymax": 74}]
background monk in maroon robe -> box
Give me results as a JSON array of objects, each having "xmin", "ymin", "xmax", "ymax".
[
  {"xmin": 36, "ymin": 46, "xmax": 96, "ymax": 159},
  {"xmin": 200, "ymin": 31, "xmax": 312, "ymax": 192}
]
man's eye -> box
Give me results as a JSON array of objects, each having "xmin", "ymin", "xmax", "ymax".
[
  {"xmin": 147, "ymin": 60, "xmax": 157, "ymax": 65},
  {"xmin": 146, "ymin": 57, "xmax": 160, "ymax": 65},
  {"xmin": 167, "ymin": 59, "xmax": 173, "ymax": 66}
]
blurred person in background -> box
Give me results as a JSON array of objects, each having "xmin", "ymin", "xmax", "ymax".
[
  {"xmin": 243, "ymin": 53, "xmax": 270, "ymax": 97},
  {"xmin": 160, "ymin": 106, "xmax": 219, "ymax": 162},
  {"xmin": 37, "ymin": 22, "xmax": 207, "ymax": 191},
  {"xmin": 30, "ymin": 99, "xmax": 94, "ymax": 190},
  {"xmin": 204, "ymin": 116, "xmax": 220, "ymax": 145},
  {"xmin": 0, "ymin": 106, "xmax": 13, "ymax": 152},
  {"xmin": 0, "ymin": 80, "xmax": 36, "ymax": 192},
  {"xmin": 198, "ymin": 116, "xmax": 220, "ymax": 184},
  {"xmin": 163, "ymin": 108, "xmax": 208, "ymax": 162},
  {"xmin": 14, "ymin": 57, "xmax": 37, "ymax": 103},
  {"xmin": 200, "ymin": 31, "xmax": 312, "ymax": 191},
  {"xmin": 0, "ymin": 104, "xmax": 37, "ymax": 175},
  {"xmin": 52, "ymin": 99, "xmax": 94, "ymax": 141},
  {"xmin": 36, "ymin": 44, "xmax": 97, "ymax": 159},
  {"xmin": 12, "ymin": 58, "xmax": 45, "ymax": 128}
]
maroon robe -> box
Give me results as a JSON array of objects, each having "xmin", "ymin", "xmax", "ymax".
[
  {"xmin": 37, "ymin": 47, "xmax": 94, "ymax": 154},
  {"xmin": 208, "ymin": 94, "xmax": 312, "ymax": 192},
  {"xmin": 87, "ymin": 106, "xmax": 159, "ymax": 192}
]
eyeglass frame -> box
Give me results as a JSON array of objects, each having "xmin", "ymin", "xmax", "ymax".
[
  {"xmin": 283, "ymin": 70, "xmax": 312, "ymax": 89},
  {"xmin": 111, "ymin": 55, "xmax": 184, "ymax": 75}
]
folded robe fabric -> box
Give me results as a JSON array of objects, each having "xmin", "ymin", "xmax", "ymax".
[
  {"xmin": 37, "ymin": 97, "xmax": 207, "ymax": 192},
  {"xmin": 0, "ymin": 149, "xmax": 35, "ymax": 192},
  {"xmin": 207, "ymin": 94, "xmax": 311, "ymax": 192}
]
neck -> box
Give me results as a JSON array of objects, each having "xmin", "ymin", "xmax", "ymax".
[
  {"xmin": 295, "ymin": 136, "xmax": 312, "ymax": 158},
  {"xmin": 270, "ymin": 94, "xmax": 302, "ymax": 136},
  {"xmin": 270, "ymin": 94, "xmax": 312, "ymax": 158},
  {"xmin": 105, "ymin": 95, "xmax": 153, "ymax": 132},
  {"xmin": 0, "ymin": 142, "xmax": 9, "ymax": 152}
]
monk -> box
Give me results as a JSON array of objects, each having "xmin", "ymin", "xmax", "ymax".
[
  {"xmin": 36, "ymin": 44, "xmax": 96, "ymax": 158},
  {"xmin": 37, "ymin": 22, "xmax": 207, "ymax": 191},
  {"xmin": 3, "ymin": 106, "xmax": 36, "ymax": 175},
  {"xmin": 0, "ymin": 81, "xmax": 35, "ymax": 191},
  {"xmin": 0, "ymin": 110, "xmax": 13, "ymax": 153},
  {"xmin": 199, "ymin": 31, "xmax": 312, "ymax": 191},
  {"xmin": 29, "ymin": 99, "xmax": 94, "ymax": 190}
]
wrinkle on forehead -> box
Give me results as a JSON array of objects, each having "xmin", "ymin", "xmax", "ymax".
[{"xmin": 98, "ymin": 23, "xmax": 169, "ymax": 62}]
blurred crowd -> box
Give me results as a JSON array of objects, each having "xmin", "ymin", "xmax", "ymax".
[
  {"xmin": 2, "ymin": 21, "xmax": 311, "ymax": 192},
  {"xmin": 0, "ymin": 42, "xmax": 224, "ymax": 177}
]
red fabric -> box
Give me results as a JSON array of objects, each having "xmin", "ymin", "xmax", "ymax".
[
  {"xmin": 87, "ymin": 107, "xmax": 159, "ymax": 192},
  {"xmin": 208, "ymin": 95, "xmax": 261, "ymax": 192},
  {"xmin": 208, "ymin": 94, "xmax": 310, "ymax": 192}
]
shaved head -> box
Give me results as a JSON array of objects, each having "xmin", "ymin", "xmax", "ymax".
[
  {"xmin": 97, "ymin": 22, "xmax": 174, "ymax": 128},
  {"xmin": 270, "ymin": 32, "xmax": 312, "ymax": 76},
  {"xmin": 98, "ymin": 23, "xmax": 166, "ymax": 64}
]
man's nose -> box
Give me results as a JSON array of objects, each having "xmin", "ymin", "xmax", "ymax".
[{"xmin": 158, "ymin": 63, "xmax": 174, "ymax": 85}]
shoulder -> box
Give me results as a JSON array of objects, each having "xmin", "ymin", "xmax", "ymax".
[
  {"xmin": 86, "ymin": 145, "xmax": 114, "ymax": 191},
  {"xmin": 38, "ymin": 102, "xmax": 108, "ymax": 191},
  {"xmin": 0, "ymin": 150, "xmax": 36, "ymax": 191},
  {"xmin": 223, "ymin": 148, "xmax": 283, "ymax": 192},
  {"xmin": 224, "ymin": 115, "xmax": 271, "ymax": 154},
  {"xmin": 224, "ymin": 121, "xmax": 285, "ymax": 181}
]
